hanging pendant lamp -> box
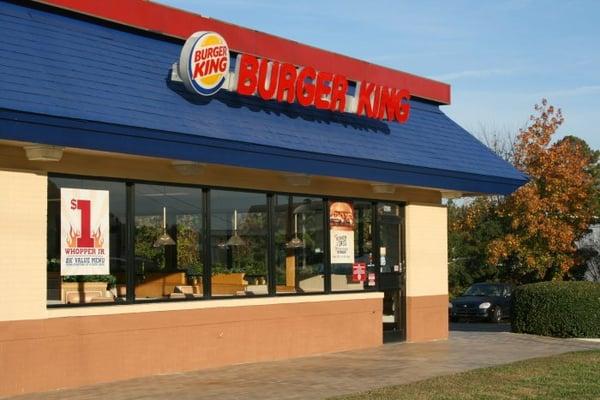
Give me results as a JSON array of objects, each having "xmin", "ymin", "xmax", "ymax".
[
  {"xmin": 225, "ymin": 209, "xmax": 245, "ymax": 247},
  {"xmin": 285, "ymin": 213, "xmax": 304, "ymax": 248},
  {"xmin": 153, "ymin": 206, "xmax": 176, "ymax": 247}
]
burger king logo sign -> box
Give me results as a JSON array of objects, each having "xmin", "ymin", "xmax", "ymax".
[
  {"xmin": 178, "ymin": 31, "xmax": 230, "ymax": 96},
  {"xmin": 175, "ymin": 31, "xmax": 410, "ymax": 123}
]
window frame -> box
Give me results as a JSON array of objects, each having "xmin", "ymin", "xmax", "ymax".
[{"xmin": 46, "ymin": 172, "xmax": 406, "ymax": 308}]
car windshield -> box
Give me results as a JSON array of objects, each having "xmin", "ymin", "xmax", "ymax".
[{"xmin": 463, "ymin": 284, "xmax": 502, "ymax": 297}]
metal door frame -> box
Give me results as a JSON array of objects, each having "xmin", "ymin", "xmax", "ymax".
[{"xmin": 374, "ymin": 203, "xmax": 406, "ymax": 341}]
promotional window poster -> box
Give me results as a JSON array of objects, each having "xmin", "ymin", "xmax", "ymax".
[
  {"xmin": 60, "ymin": 188, "xmax": 110, "ymax": 276},
  {"xmin": 329, "ymin": 201, "xmax": 355, "ymax": 264}
]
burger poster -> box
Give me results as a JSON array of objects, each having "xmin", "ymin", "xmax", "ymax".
[
  {"xmin": 329, "ymin": 201, "xmax": 355, "ymax": 264},
  {"xmin": 60, "ymin": 188, "xmax": 110, "ymax": 276}
]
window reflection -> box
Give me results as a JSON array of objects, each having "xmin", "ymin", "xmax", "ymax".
[
  {"xmin": 134, "ymin": 184, "xmax": 203, "ymax": 301},
  {"xmin": 275, "ymin": 196, "xmax": 324, "ymax": 293},
  {"xmin": 210, "ymin": 190, "xmax": 268, "ymax": 297},
  {"xmin": 331, "ymin": 201, "xmax": 374, "ymax": 291},
  {"xmin": 46, "ymin": 177, "xmax": 127, "ymax": 305},
  {"xmin": 47, "ymin": 175, "xmax": 398, "ymax": 306}
]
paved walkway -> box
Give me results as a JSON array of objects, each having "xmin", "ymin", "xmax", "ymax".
[{"xmin": 6, "ymin": 324, "xmax": 600, "ymax": 400}]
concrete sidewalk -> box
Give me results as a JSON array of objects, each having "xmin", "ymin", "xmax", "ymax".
[{"xmin": 6, "ymin": 326, "xmax": 600, "ymax": 400}]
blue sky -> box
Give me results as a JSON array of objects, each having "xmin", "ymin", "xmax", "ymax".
[{"xmin": 162, "ymin": 0, "xmax": 600, "ymax": 149}]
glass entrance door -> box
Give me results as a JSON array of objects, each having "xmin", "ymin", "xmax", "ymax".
[{"xmin": 377, "ymin": 203, "xmax": 405, "ymax": 340}]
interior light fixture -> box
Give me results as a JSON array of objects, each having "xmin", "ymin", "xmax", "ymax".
[
  {"xmin": 285, "ymin": 213, "xmax": 304, "ymax": 249},
  {"xmin": 282, "ymin": 173, "xmax": 311, "ymax": 186},
  {"xmin": 23, "ymin": 145, "xmax": 64, "ymax": 162},
  {"xmin": 371, "ymin": 183, "xmax": 396, "ymax": 194},
  {"xmin": 171, "ymin": 160, "xmax": 206, "ymax": 176},
  {"xmin": 224, "ymin": 209, "xmax": 245, "ymax": 247},
  {"xmin": 153, "ymin": 206, "xmax": 176, "ymax": 247}
]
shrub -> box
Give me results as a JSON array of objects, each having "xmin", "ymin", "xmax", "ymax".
[{"xmin": 512, "ymin": 281, "xmax": 600, "ymax": 338}]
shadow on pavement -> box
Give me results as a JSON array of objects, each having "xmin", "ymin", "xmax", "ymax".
[{"xmin": 450, "ymin": 322, "xmax": 511, "ymax": 333}]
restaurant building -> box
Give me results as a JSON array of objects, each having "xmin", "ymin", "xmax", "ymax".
[{"xmin": 0, "ymin": 0, "xmax": 527, "ymax": 396}]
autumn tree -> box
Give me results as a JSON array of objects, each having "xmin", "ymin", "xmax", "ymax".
[
  {"xmin": 560, "ymin": 135, "xmax": 600, "ymax": 218},
  {"xmin": 487, "ymin": 100, "xmax": 596, "ymax": 282},
  {"xmin": 448, "ymin": 196, "xmax": 507, "ymax": 295}
]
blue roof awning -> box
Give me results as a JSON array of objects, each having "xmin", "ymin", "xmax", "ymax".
[{"xmin": 0, "ymin": 1, "xmax": 527, "ymax": 195}]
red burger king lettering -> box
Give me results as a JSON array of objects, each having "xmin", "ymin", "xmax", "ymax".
[
  {"xmin": 356, "ymin": 82, "xmax": 410, "ymax": 122},
  {"xmin": 236, "ymin": 54, "xmax": 349, "ymax": 113},
  {"xmin": 235, "ymin": 54, "xmax": 409, "ymax": 122},
  {"xmin": 177, "ymin": 31, "xmax": 411, "ymax": 122}
]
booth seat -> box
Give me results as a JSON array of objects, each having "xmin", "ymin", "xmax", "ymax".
[
  {"xmin": 134, "ymin": 272, "xmax": 187, "ymax": 298},
  {"xmin": 60, "ymin": 281, "xmax": 112, "ymax": 304},
  {"xmin": 206, "ymin": 273, "xmax": 249, "ymax": 295}
]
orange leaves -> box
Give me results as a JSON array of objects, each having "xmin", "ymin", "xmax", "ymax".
[
  {"xmin": 483, "ymin": 100, "xmax": 596, "ymax": 281},
  {"xmin": 488, "ymin": 234, "xmax": 517, "ymax": 266}
]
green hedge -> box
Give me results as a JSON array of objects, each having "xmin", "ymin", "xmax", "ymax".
[{"xmin": 512, "ymin": 281, "xmax": 600, "ymax": 338}]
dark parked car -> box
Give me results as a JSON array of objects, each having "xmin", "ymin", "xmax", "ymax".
[{"xmin": 449, "ymin": 283, "xmax": 513, "ymax": 323}]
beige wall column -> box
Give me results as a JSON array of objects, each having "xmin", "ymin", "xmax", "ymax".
[
  {"xmin": 404, "ymin": 203, "xmax": 448, "ymax": 342},
  {"xmin": 0, "ymin": 169, "xmax": 47, "ymax": 321}
]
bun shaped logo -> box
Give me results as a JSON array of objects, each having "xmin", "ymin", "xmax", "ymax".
[{"xmin": 179, "ymin": 31, "xmax": 230, "ymax": 96}]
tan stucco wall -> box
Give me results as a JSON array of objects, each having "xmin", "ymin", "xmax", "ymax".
[
  {"xmin": 0, "ymin": 169, "xmax": 47, "ymax": 321},
  {"xmin": 405, "ymin": 203, "xmax": 448, "ymax": 297},
  {"xmin": 404, "ymin": 203, "xmax": 448, "ymax": 342}
]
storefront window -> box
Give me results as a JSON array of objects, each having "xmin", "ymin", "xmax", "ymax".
[
  {"xmin": 134, "ymin": 184, "xmax": 203, "ymax": 301},
  {"xmin": 331, "ymin": 201, "xmax": 374, "ymax": 291},
  {"xmin": 47, "ymin": 177, "xmax": 127, "ymax": 305},
  {"xmin": 274, "ymin": 195, "xmax": 324, "ymax": 294},
  {"xmin": 210, "ymin": 190, "xmax": 268, "ymax": 297},
  {"xmin": 47, "ymin": 174, "xmax": 398, "ymax": 306}
]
